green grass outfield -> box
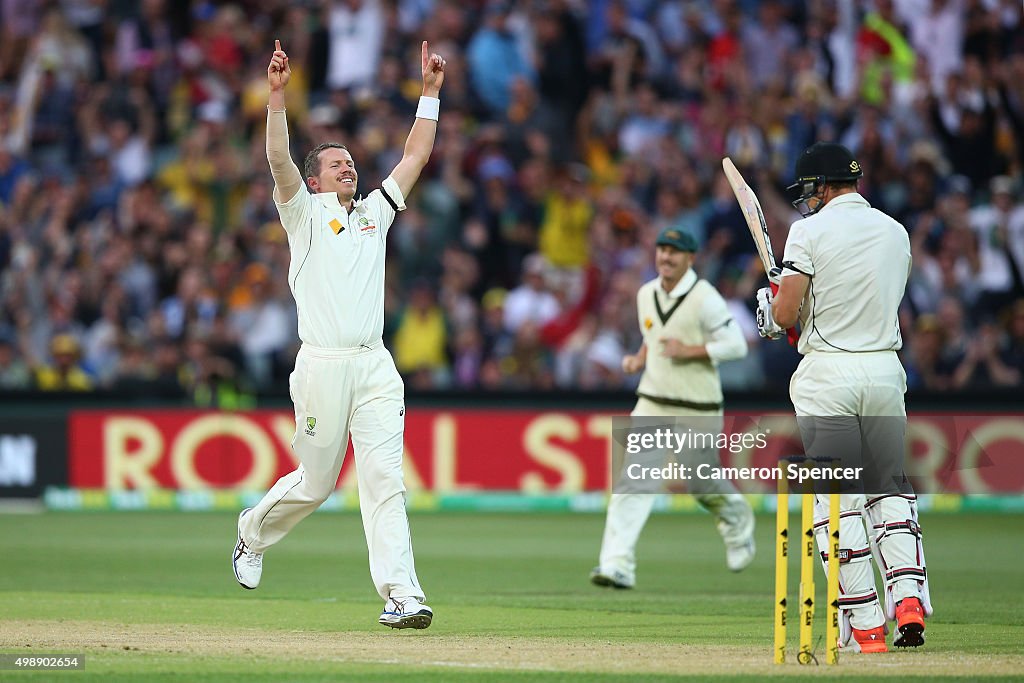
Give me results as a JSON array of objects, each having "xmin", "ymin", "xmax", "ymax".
[{"xmin": 0, "ymin": 510, "xmax": 1021, "ymax": 681}]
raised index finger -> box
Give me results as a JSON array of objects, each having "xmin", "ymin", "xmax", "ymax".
[
  {"xmin": 275, "ymin": 39, "xmax": 282, "ymax": 52},
  {"xmin": 421, "ymin": 41, "xmax": 428, "ymax": 70}
]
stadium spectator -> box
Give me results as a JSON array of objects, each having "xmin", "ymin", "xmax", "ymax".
[
  {"xmin": 906, "ymin": 0, "xmax": 965, "ymax": 93},
  {"xmin": 503, "ymin": 253, "xmax": 560, "ymax": 333},
  {"xmin": 323, "ymin": 0, "xmax": 386, "ymax": 95},
  {"xmin": 393, "ymin": 279, "xmax": 450, "ymax": 385},
  {"xmin": 951, "ymin": 321, "xmax": 1020, "ymax": 388},
  {"xmin": 538, "ymin": 164, "xmax": 594, "ymax": 269},
  {"xmin": 466, "ymin": 1, "xmax": 535, "ymax": 116},
  {"xmin": 903, "ymin": 313, "xmax": 955, "ymax": 391},
  {"xmin": 999, "ymin": 299, "xmax": 1024, "ymax": 379},
  {"xmin": 742, "ymin": 0, "xmax": 799, "ymax": 90},
  {"xmin": 227, "ymin": 263, "xmax": 294, "ymax": 389},
  {"xmin": 974, "ymin": 177, "xmax": 1024, "ymax": 287},
  {"xmin": 858, "ymin": 0, "xmax": 916, "ymax": 106},
  {"xmin": 451, "ymin": 325, "xmax": 484, "ymax": 389},
  {"xmin": 0, "ymin": 333, "xmax": 29, "ymax": 389},
  {"xmin": 0, "ymin": 0, "xmax": 42, "ymax": 82},
  {"xmin": 531, "ymin": 2, "xmax": 589, "ymax": 162},
  {"xmin": 479, "ymin": 286, "xmax": 513, "ymax": 365},
  {"xmin": 35, "ymin": 334, "xmax": 92, "ymax": 391}
]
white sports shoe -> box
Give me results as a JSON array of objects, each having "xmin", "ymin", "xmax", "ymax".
[
  {"xmin": 232, "ymin": 508, "xmax": 263, "ymax": 589},
  {"xmin": 379, "ymin": 597, "xmax": 433, "ymax": 629},
  {"xmin": 589, "ymin": 566, "xmax": 635, "ymax": 589},
  {"xmin": 725, "ymin": 537, "xmax": 756, "ymax": 572}
]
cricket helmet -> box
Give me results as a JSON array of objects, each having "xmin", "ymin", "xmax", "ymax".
[{"xmin": 787, "ymin": 142, "xmax": 862, "ymax": 216}]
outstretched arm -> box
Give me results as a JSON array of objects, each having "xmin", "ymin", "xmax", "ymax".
[
  {"xmin": 266, "ymin": 39, "xmax": 304, "ymax": 203},
  {"xmin": 389, "ymin": 41, "xmax": 446, "ymax": 198}
]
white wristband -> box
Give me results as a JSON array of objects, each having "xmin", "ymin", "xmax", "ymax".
[{"xmin": 415, "ymin": 96, "xmax": 440, "ymax": 121}]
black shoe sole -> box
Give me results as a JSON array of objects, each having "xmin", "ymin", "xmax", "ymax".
[
  {"xmin": 590, "ymin": 574, "xmax": 632, "ymax": 589},
  {"xmin": 381, "ymin": 612, "xmax": 432, "ymax": 629},
  {"xmin": 894, "ymin": 622, "xmax": 925, "ymax": 648}
]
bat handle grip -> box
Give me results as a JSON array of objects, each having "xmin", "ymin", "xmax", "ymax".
[{"xmin": 768, "ymin": 281, "xmax": 799, "ymax": 347}]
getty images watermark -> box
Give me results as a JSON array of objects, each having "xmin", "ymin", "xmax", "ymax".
[{"xmin": 611, "ymin": 416, "xmax": 866, "ymax": 494}]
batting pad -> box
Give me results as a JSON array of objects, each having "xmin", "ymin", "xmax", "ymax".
[
  {"xmin": 813, "ymin": 494, "xmax": 885, "ymax": 631},
  {"xmin": 865, "ymin": 494, "xmax": 934, "ymax": 620}
]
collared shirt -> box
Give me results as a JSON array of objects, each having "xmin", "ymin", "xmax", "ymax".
[
  {"xmin": 276, "ymin": 178, "xmax": 405, "ymax": 349},
  {"xmin": 657, "ymin": 269, "xmax": 747, "ymax": 363},
  {"xmin": 635, "ymin": 269, "xmax": 747, "ymax": 404},
  {"xmin": 782, "ymin": 193, "xmax": 910, "ymax": 354}
]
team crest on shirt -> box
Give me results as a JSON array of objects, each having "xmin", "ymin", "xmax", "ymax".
[
  {"xmin": 305, "ymin": 416, "xmax": 317, "ymax": 436},
  {"xmin": 358, "ymin": 216, "xmax": 377, "ymax": 236},
  {"xmin": 644, "ymin": 317, "xmax": 653, "ymax": 330}
]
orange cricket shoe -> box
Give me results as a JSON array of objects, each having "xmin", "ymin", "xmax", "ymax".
[
  {"xmin": 851, "ymin": 626, "xmax": 889, "ymax": 653},
  {"xmin": 894, "ymin": 597, "xmax": 926, "ymax": 648}
]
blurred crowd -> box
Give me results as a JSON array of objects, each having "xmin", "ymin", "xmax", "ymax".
[{"xmin": 1, "ymin": 0, "xmax": 1023, "ymax": 402}]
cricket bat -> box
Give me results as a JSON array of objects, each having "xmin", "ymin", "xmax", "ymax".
[{"xmin": 722, "ymin": 157, "xmax": 798, "ymax": 346}]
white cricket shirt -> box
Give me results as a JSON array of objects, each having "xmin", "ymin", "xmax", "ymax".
[
  {"xmin": 276, "ymin": 178, "xmax": 405, "ymax": 349},
  {"xmin": 781, "ymin": 193, "xmax": 910, "ymax": 354},
  {"xmin": 635, "ymin": 269, "xmax": 747, "ymax": 405}
]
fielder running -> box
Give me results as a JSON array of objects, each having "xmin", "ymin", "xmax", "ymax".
[
  {"xmin": 231, "ymin": 39, "xmax": 445, "ymax": 629},
  {"xmin": 591, "ymin": 228, "xmax": 755, "ymax": 589},
  {"xmin": 758, "ymin": 142, "xmax": 932, "ymax": 652}
]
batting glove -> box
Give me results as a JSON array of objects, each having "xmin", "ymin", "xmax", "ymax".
[{"xmin": 756, "ymin": 287, "xmax": 784, "ymax": 340}]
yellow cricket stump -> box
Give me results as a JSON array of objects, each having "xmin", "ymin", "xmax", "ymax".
[
  {"xmin": 826, "ymin": 492, "xmax": 841, "ymax": 665},
  {"xmin": 774, "ymin": 458, "xmax": 842, "ymax": 665},
  {"xmin": 798, "ymin": 493, "xmax": 815, "ymax": 664},
  {"xmin": 773, "ymin": 478, "xmax": 788, "ymax": 664}
]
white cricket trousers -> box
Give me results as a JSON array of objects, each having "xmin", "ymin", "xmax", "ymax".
[
  {"xmin": 240, "ymin": 341, "xmax": 424, "ymax": 601},
  {"xmin": 791, "ymin": 350, "xmax": 914, "ymax": 632},
  {"xmin": 598, "ymin": 400, "xmax": 753, "ymax": 584}
]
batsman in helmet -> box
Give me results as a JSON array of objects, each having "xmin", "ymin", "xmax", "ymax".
[{"xmin": 756, "ymin": 142, "xmax": 932, "ymax": 653}]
